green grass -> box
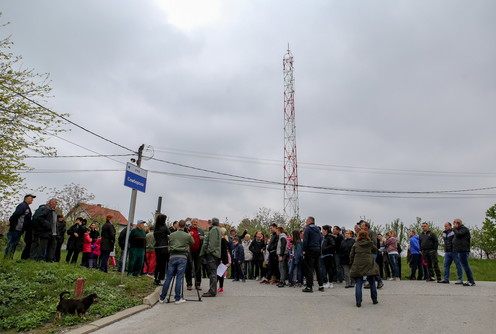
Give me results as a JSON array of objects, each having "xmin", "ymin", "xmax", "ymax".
[
  {"xmin": 400, "ymin": 256, "xmax": 496, "ymax": 281},
  {"xmin": 0, "ymin": 257, "xmax": 156, "ymax": 333}
]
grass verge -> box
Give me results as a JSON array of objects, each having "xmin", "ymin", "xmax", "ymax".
[{"xmin": 0, "ymin": 258, "xmax": 156, "ymax": 333}]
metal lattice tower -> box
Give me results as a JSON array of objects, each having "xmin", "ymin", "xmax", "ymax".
[{"xmin": 283, "ymin": 47, "xmax": 299, "ymax": 221}]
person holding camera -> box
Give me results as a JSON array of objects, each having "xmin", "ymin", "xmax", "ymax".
[{"xmin": 159, "ymin": 220, "xmax": 194, "ymax": 304}]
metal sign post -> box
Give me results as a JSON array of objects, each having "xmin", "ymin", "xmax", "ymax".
[{"xmin": 121, "ymin": 145, "xmax": 145, "ymax": 283}]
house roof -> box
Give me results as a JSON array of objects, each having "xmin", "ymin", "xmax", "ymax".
[
  {"xmin": 78, "ymin": 203, "xmax": 128, "ymax": 226},
  {"xmin": 197, "ymin": 219, "xmax": 210, "ymax": 230}
]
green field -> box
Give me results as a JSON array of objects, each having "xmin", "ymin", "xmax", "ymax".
[{"xmin": 399, "ymin": 256, "xmax": 495, "ymax": 281}]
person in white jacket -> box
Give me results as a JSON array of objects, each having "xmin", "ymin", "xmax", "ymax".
[{"xmin": 242, "ymin": 234, "xmax": 253, "ymax": 279}]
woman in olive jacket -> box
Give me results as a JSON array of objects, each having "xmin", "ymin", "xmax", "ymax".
[{"xmin": 350, "ymin": 230, "xmax": 380, "ymax": 307}]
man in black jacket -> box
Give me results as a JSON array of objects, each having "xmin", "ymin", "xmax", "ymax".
[
  {"xmin": 453, "ymin": 219, "xmax": 475, "ymax": 286},
  {"xmin": 439, "ymin": 222, "xmax": 462, "ymax": 284},
  {"xmin": 54, "ymin": 215, "xmax": 66, "ymax": 262},
  {"xmin": 4, "ymin": 194, "xmax": 35, "ymax": 259},
  {"xmin": 30, "ymin": 198, "xmax": 58, "ymax": 261},
  {"xmin": 260, "ymin": 223, "xmax": 280, "ymax": 284},
  {"xmin": 302, "ymin": 216, "xmax": 324, "ymax": 292},
  {"xmin": 118, "ymin": 222, "xmax": 135, "ymax": 272},
  {"xmin": 419, "ymin": 222, "xmax": 441, "ymax": 282}
]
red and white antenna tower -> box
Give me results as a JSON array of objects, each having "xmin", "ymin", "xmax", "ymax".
[{"xmin": 283, "ymin": 46, "xmax": 299, "ymax": 221}]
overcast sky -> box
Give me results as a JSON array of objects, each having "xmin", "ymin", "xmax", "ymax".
[{"xmin": 2, "ymin": 0, "xmax": 496, "ymax": 229}]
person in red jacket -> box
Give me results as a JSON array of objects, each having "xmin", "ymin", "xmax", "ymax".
[
  {"xmin": 81, "ymin": 229, "xmax": 92, "ymax": 267},
  {"xmin": 89, "ymin": 238, "xmax": 101, "ymax": 268}
]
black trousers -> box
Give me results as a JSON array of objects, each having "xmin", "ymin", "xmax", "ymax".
[
  {"xmin": 66, "ymin": 249, "xmax": 80, "ymax": 264},
  {"xmin": 422, "ymin": 249, "xmax": 441, "ymax": 280},
  {"xmin": 303, "ymin": 249, "xmax": 323, "ymax": 288},
  {"xmin": 268, "ymin": 251, "xmax": 280, "ymax": 280},
  {"xmin": 185, "ymin": 251, "xmax": 202, "ymax": 287},
  {"xmin": 154, "ymin": 248, "xmax": 169, "ymax": 281}
]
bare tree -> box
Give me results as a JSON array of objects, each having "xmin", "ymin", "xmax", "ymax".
[{"xmin": 52, "ymin": 183, "xmax": 95, "ymax": 221}]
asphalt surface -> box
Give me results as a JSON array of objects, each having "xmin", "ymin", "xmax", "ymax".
[{"xmin": 93, "ymin": 279, "xmax": 496, "ymax": 334}]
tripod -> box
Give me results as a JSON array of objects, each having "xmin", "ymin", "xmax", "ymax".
[{"xmin": 166, "ymin": 253, "xmax": 202, "ymax": 303}]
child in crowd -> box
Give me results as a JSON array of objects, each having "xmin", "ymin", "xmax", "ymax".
[
  {"xmin": 81, "ymin": 229, "xmax": 92, "ymax": 267},
  {"xmin": 88, "ymin": 237, "xmax": 101, "ymax": 268},
  {"xmin": 288, "ymin": 229, "xmax": 303, "ymax": 287},
  {"xmin": 232, "ymin": 237, "xmax": 245, "ymax": 282}
]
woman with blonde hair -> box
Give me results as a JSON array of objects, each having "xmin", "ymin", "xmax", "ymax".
[
  {"xmin": 385, "ymin": 230, "xmax": 400, "ymax": 280},
  {"xmin": 350, "ymin": 230, "xmax": 379, "ymax": 307},
  {"xmin": 217, "ymin": 227, "xmax": 231, "ymax": 293}
]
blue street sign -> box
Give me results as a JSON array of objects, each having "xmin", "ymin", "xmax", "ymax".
[{"xmin": 124, "ymin": 162, "xmax": 148, "ymax": 192}]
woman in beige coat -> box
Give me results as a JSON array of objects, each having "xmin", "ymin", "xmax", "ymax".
[{"xmin": 350, "ymin": 230, "xmax": 379, "ymax": 307}]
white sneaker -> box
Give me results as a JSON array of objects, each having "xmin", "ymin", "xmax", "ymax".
[
  {"xmin": 158, "ymin": 299, "xmax": 165, "ymax": 304},
  {"xmin": 329, "ymin": 282, "xmax": 334, "ymax": 289},
  {"xmin": 175, "ymin": 298, "xmax": 186, "ymax": 304}
]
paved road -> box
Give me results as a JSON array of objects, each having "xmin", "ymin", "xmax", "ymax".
[{"xmin": 94, "ymin": 279, "xmax": 496, "ymax": 334}]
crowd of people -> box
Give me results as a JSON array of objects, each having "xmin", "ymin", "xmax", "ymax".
[{"xmin": 3, "ymin": 195, "xmax": 476, "ymax": 307}]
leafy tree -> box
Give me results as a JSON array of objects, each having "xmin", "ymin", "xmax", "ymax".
[
  {"xmin": 478, "ymin": 204, "xmax": 496, "ymax": 258},
  {"xmin": 52, "ymin": 183, "xmax": 95, "ymax": 220},
  {"xmin": 384, "ymin": 218, "xmax": 408, "ymax": 251},
  {"xmin": 237, "ymin": 207, "xmax": 286, "ymax": 235},
  {"xmin": 286, "ymin": 216, "xmax": 304, "ymax": 233},
  {"xmin": 0, "ymin": 19, "xmax": 67, "ymax": 213}
]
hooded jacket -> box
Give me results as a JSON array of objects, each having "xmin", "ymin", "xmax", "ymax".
[
  {"xmin": 302, "ymin": 224, "xmax": 321, "ymax": 251},
  {"xmin": 31, "ymin": 205, "xmax": 56, "ymax": 239},
  {"xmin": 350, "ymin": 239, "xmax": 379, "ymax": 278}
]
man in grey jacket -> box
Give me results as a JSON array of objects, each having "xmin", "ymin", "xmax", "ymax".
[{"xmin": 30, "ymin": 198, "xmax": 58, "ymax": 261}]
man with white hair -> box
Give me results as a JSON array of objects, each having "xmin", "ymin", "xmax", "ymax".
[
  {"xmin": 30, "ymin": 198, "xmax": 58, "ymax": 261},
  {"xmin": 200, "ymin": 217, "xmax": 221, "ymax": 297}
]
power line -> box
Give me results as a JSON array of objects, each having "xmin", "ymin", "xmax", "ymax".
[
  {"xmin": 154, "ymin": 146, "xmax": 496, "ymax": 178},
  {"xmin": 24, "ymin": 154, "xmax": 134, "ymax": 159},
  {"xmin": 4, "ymin": 86, "xmax": 136, "ymax": 154},
  {"xmin": 7, "ymin": 86, "xmax": 496, "ymax": 195},
  {"xmin": 19, "ymin": 168, "xmax": 496, "ymax": 199}
]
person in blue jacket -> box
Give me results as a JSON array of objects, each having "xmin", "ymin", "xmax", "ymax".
[{"xmin": 407, "ymin": 230, "xmax": 421, "ymax": 279}]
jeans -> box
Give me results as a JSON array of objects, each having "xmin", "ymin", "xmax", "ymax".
[
  {"xmin": 159, "ymin": 257, "xmax": 187, "ymax": 301},
  {"xmin": 409, "ymin": 253, "xmax": 421, "ymax": 278},
  {"xmin": 100, "ymin": 251, "xmax": 111, "ymax": 272},
  {"xmin": 456, "ymin": 252, "xmax": 474, "ymax": 282},
  {"xmin": 443, "ymin": 252, "xmax": 462, "ymax": 281},
  {"xmin": 388, "ymin": 253, "xmax": 400, "ymax": 278},
  {"xmin": 288, "ymin": 260, "xmax": 302, "ymax": 283},
  {"xmin": 4, "ymin": 231, "xmax": 23, "ymax": 259},
  {"xmin": 354, "ymin": 276, "xmax": 377, "ymax": 303}
]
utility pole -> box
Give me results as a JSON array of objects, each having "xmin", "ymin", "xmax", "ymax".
[{"xmin": 121, "ymin": 144, "xmax": 145, "ymax": 282}]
